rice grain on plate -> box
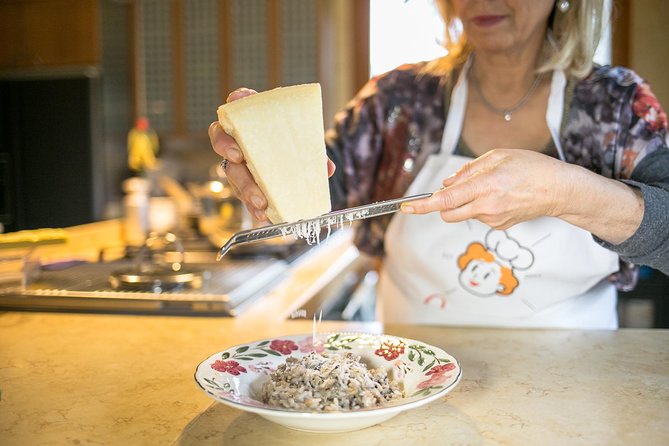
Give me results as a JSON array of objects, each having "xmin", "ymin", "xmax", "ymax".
[{"xmin": 261, "ymin": 352, "xmax": 403, "ymax": 411}]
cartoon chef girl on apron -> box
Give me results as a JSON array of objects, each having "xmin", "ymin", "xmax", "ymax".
[{"xmin": 377, "ymin": 59, "xmax": 620, "ymax": 329}]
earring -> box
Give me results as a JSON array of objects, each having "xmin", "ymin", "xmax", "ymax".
[{"xmin": 557, "ymin": 0, "xmax": 570, "ymax": 13}]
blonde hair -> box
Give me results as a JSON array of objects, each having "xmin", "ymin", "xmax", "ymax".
[{"xmin": 423, "ymin": 0, "xmax": 604, "ymax": 79}]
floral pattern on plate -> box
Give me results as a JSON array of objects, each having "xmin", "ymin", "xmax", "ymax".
[{"xmin": 194, "ymin": 333, "xmax": 461, "ymax": 432}]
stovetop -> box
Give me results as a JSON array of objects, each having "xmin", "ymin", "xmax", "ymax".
[{"xmin": 0, "ymin": 247, "xmax": 303, "ymax": 316}]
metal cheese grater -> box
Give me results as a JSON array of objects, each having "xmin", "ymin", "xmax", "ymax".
[{"xmin": 217, "ymin": 193, "xmax": 432, "ymax": 259}]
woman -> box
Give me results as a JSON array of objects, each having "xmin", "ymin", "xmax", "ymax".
[{"xmin": 209, "ymin": 0, "xmax": 669, "ymax": 328}]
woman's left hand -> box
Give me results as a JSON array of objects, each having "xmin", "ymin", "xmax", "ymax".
[{"xmin": 401, "ymin": 149, "xmax": 569, "ymax": 229}]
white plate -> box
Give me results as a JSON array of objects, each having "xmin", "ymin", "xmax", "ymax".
[{"xmin": 194, "ymin": 332, "xmax": 462, "ymax": 433}]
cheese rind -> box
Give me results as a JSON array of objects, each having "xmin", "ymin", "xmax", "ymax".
[{"xmin": 217, "ymin": 84, "xmax": 331, "ymax": 224}]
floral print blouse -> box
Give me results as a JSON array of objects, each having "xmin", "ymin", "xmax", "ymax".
[{"xmin": 326, "ymin": 63, "xmax": 669, "ymax": 291}]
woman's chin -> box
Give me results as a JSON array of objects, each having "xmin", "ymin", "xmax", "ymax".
[{"xmin": 471, "ymin": 40, "xmax": 521, "ymax": 55}]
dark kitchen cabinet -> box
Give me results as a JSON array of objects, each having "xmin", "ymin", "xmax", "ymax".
[
  {"xmin": 0, "ymin": 0, "xmax": 133, "ymax": 232},
  {"xmin": 0, "ymin": 77, "xmax": 104, "ymax": 232}
]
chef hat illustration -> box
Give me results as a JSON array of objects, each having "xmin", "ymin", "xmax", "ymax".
[{"xmin": 485, "ymin": 230, "xmax": 534, "ymax": 271}]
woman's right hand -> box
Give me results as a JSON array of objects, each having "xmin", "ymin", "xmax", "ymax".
[
  {"xmin": 209, "ymin": 87, "xmax": 337, "ymax": 222},
  {"xmin": 209, "ymin": 88, "xmax": 270, "ymax": 221}
]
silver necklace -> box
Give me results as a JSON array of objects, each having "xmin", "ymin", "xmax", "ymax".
[{"xmin": 471, "ymin": 70, "xmax": 543, "ymax": 122}]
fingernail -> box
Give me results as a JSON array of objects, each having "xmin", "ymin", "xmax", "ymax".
[
  {"xmin": 251, "ymin": 195, "xmax": 265, "ymax": 209},
  {"xmin": 443, "ymin": 173, "xmax": 456, "ymax": 183},
  {"xmin": 401, "ymin": 204, "xmax": 415, "ymax": 214},
  {"xmin": 254, "ymin": 209, "xmax": 266, "ymax": 221},
  {"xmin": 227, "ymin": 148, "xmax": 242, "ymax": 163}
]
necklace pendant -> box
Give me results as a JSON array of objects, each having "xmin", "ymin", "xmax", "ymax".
[{"xmin": 503, "ymin": 112, "xmax": 512, "ymax": 122}]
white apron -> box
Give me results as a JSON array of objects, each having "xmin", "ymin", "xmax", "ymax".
[{"xmin": 378, "ymin": 60, "xmax": 620, "ymax": 329}]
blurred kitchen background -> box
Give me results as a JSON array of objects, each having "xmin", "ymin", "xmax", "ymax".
[{"xmin": 0, "ymin": 0, "xmax": 667, "ymax": 326}]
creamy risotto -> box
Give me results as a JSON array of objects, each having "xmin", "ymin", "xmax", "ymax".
[{"xmin": 261, "ymin": 352, "xmax": 403, "ymax": 411}]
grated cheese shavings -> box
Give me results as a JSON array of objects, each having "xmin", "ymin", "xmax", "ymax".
[{"xmin": 279, "ymin": 209, "xmax": 370, "ymax": 246}]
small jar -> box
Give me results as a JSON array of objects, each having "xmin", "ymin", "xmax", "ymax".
[{"xmin": 122, "ymin": 177, "xmax": 150, "ymax": 247}]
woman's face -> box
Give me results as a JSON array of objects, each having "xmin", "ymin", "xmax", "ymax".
[
  {"xmin": 450, "ymin": 0, "xmax": 555, "ymax": 53},
  {"xmin": 458, "ymin": 259, "xmax": 503, "ymax": 297}
]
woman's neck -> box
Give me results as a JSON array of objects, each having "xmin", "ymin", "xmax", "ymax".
[{"xmin": 471, "ymin": 37, "xmax": 546, "ymax": 94}]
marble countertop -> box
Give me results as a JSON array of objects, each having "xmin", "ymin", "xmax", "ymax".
[{"xmin": 1, "ymin": 312, "xmax": 668, "ymax": 445}]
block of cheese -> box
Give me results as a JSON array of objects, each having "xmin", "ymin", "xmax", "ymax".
[{"xmin": 217, "ymin": 83, "xmax": 331, "ymax": 224}]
